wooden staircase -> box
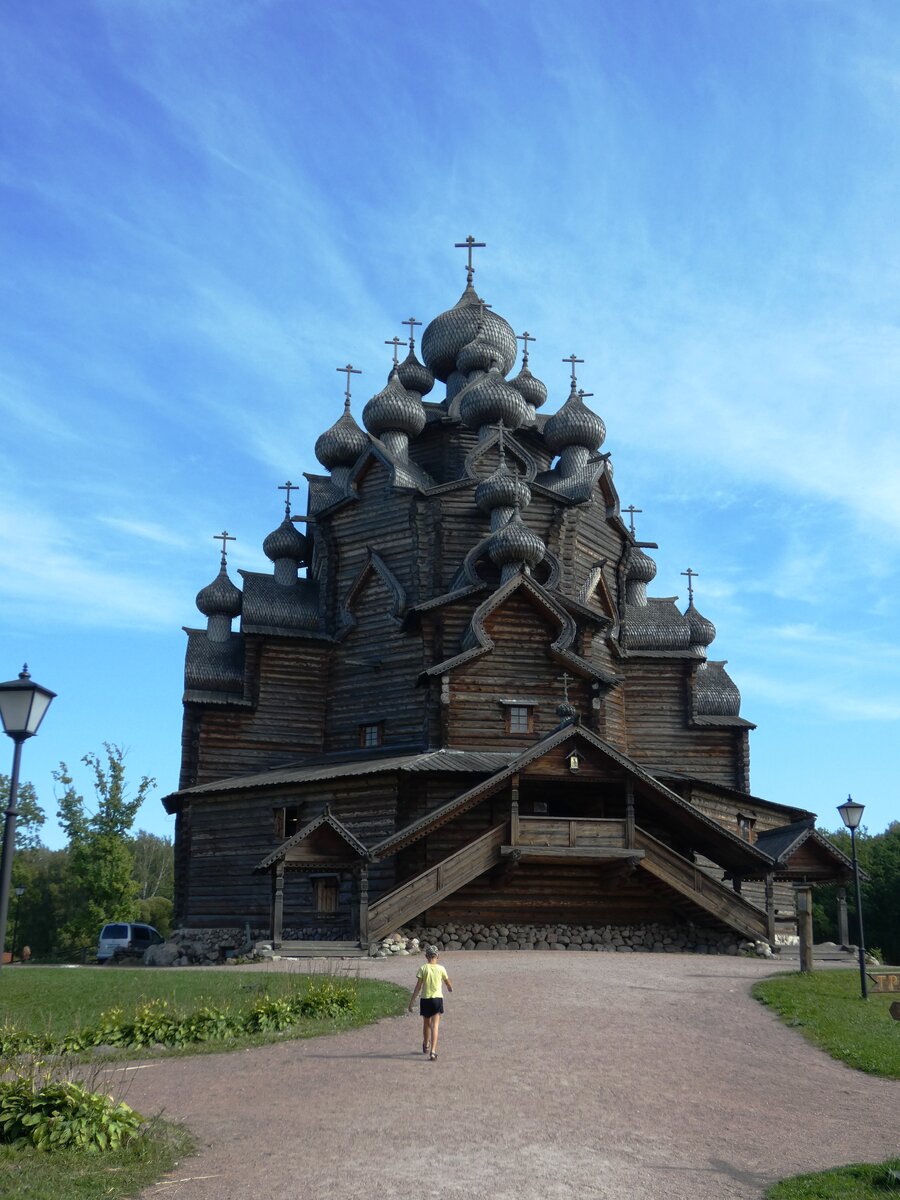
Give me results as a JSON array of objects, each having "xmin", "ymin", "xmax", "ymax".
[
  {"xmin": 634, "ymin": 827, "xmax": 768, "ymax": 942},
  {"xmin": 367, "ymin": 823, "xmax": 508, "ymax": 942}
]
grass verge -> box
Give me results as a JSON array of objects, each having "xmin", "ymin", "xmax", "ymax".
[
  {"xmin": 752, "ymin": 969, "xmax": 900, "ymax": 1078},
  {"xmin": 0, "ymin": 1119, "xmax": 193, "ymax": 1200},
  {"xmin": 766, "ymin": 1158, "xmax": 900, "ymax": 1198}
]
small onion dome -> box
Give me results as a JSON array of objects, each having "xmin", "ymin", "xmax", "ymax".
[
  {"xmin": 543, "ymin": 387, "xmax": 606, "ymax": 456},
  {"xmin": 459, "ymin": 367, "xmax": 529, "ymax": 432},
  {"xmin": 486, "ymin": 514, "xmax": 546, "ymax": 569},
  {"xmin": 396, "ymin": 349, "xmax": 434, "ymax": 398},
  {"xmin": 196, "ymin": 562, "xmax": 242, "ymax": 618},
  {"xmin": 556, "ymin": 700, "xmax": 578, "ymax": 722},
  {"xmin": 508, "ymin": 363, "xmax": 548, "ymax": 410},
  {"xmin": 263, "ymin": 517, "xmax": 307, "ymax": 564},
  {"xmin": 421, "ymin": 283, "xmax": 517, "ymax": 382},
  {"xmin": 686, "ymin": 602, "xmax": 716, "ymax": 648},
  {"xmin": 627, "ymin": 547, "xmax": 657, "ymax": 584},
  {"xmin": 475, "ymin": 462, "xmax": 532, "ymax": 514},
  {"xmin": 314, "ymin": 405, "xmax": 369, "ymax": 470},
  {"xmin": 363, "ymin": 370, "xmax": 426, "ymax": 439},
  {"xmin": 456, "ymin": 330, "xmax": 497, "ymax": 376}
]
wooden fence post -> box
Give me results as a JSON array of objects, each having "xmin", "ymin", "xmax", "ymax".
[
  {"xmin": 765, "ymin": 872, "xmax": 776, "ymax": 945},
  {"xmin": 795, "ymin": 884, "xmax": 814, "ymax": 973},
  {"xmin": 837, "ymin": 887, "xmax": 849, "ymax": 947},
  {"xmin": 272, "ymin": 861, "xmax": 284, "ymax": 948}
]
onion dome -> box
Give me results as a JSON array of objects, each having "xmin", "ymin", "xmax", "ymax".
[
  {"xmin": 457, "ymin": 329, "xmax": 497, "ymax": 376},
  {"xmin": 363, "ymin": 370, "xmax": 426, "ymax": 440},
  {"xmin": 263, "ymin": 518, "xmax": 307, "ymax": 564},
  {"xmin": 543, "ymin": 386, "xmax": 606, "ymax": 456},
  {"xmin": 508, "ymin": 363, "xmax": 548, "ymax": 411},
  {"xmin": 314, "ymin": 402, "xmax": 370, "ymax": 470},
  {"xmin": 556, "ymin": 700, "xmax": 578, "ymax": 722},
  {"xmin": 486, "ymin": 514, "xmax": 546, "ymax": 570},
  {"xmin": 627, "ymin": 548, "xmax": 657, "ymax": 585},
  {"xmin": 459, "ymin": 367, "xmax": 529, "ymax": 433},
  {"xmin": 196, "ymin": 561, "xmax": 242, "ymax": 619},
  {"xmin": 421, "ymin": 283, "xmax": 517, "ymax": 382},
  {"xmin": 396, "ymin": 349, "xmax": 434, "ymax": 399},
  {"xmin": 475, "ymin": 461, "xmax": 532, "ymax": 514},
  {"xmin": 686, "ymin": 602, "xmax": 716, "ymax": 650}
]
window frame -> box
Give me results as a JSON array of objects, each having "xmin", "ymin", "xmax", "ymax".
[{"xmin": 359, "ymin": 721, "xmax": 384, "ymax": 749}]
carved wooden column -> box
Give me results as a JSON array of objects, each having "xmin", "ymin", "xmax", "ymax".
[
  {"xmin": 795, "ymin": 884, "xmax": 814, "ymax": 973},
  {"xmin": 358, "ymin": 863, "xmax": 369, "ymax": 947},
  {"xmin": 764, "ymin": 871, "xmax": 776, "ymax": 945},
  {"xmin": 510, "ymin": 773, "xmax": 519, "ymax": 843},
  {"xmin": 837, "ymin": 886, "xmax": 849, "ymax": 947},
  {"xmin": 272, "ymin": 861, "xmax": 284, "ymax": 948},
  {"xmin": 625, "ymin": 781, "xmax": 635, "ymax": 849}
]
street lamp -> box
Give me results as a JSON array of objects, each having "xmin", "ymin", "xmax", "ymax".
[
  {"xmin": 0, "ymin": 666, "xmax": 56, "ymax": 972},
  {"xmin": 11, "ymin": 885, "xmax": 25, "ymax": 963},
  {"xmin": 837, "ymin": 794, "xmax": 867, "ymax": 1000}
]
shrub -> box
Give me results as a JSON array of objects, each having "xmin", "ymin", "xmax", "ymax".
[{"xmin": 0, "ymin": 1077, "xmax": 143, "ymax": 1152}]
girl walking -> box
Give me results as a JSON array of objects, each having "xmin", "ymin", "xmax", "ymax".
[{"xmin": 408, "ymin": 945, "xmax": 452, "ymax": 1060}]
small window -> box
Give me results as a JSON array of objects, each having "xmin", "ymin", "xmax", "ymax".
[
  {"xmin": 275, "ymin": 806, "xmax": 302, "ymax": 839},
  {"xmin": 737, "ymin": 813, "xmax": 756, "ymax": 841},
  {"xmin": 506, "ymin": 705, "xmax": 533, "ymax": 735},
  {"xmin": 313, "ymin": 877, "xmax": 340, "ymax": 914},
  {"xmin": 359, "ymin": 722, "xmax": 383, "ymax": 748}
]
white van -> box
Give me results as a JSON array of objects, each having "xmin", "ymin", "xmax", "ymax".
[{"xmin": 97, "ymin": 922, "xmax": 163, "ymax": 963}]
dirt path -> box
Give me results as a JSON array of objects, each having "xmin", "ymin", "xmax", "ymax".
[{"xmin": 121, "ymin": 954, "xmax": 898, "ymax": 1200}]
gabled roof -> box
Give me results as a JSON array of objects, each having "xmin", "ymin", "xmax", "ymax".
[
  {"xmin": 754, "ymin": 820, "xmax": 858, "ymax": 878},
  {"xmin": 369, "ymin": 721, "xmax": 772, "ymax": 872},
  {"xmin": 254, "ymin": 807, "xmax": 369, "ymax": 872}
]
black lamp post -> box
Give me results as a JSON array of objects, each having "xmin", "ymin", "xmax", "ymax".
[
  {"xmin": 837, "ymin": 794, "xmax": 867, "ymax": 1000},
  {"xmin": 11, "ymin": 885, "xmax": 25, "ymax": 963},
  {"xmin": 0, "ymin": 666, "xmax": 55, "ymax": 972}
]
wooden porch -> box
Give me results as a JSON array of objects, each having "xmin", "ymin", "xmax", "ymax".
[{"xmin": 502, "ymin": 807, "xmax": 645, "ymax": 865}]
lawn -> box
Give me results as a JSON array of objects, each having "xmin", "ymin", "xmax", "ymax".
[
  {"xmin": 753, "ymin": 969, "xmax": 900, "ymax": 1078},
  {"xmin": 0, "ymin": 965, "xmax": 408, "ymax": 1051},
  {"xmin": 767, "ymin": 1158, "xmax": 900, "ymax": 1198}
]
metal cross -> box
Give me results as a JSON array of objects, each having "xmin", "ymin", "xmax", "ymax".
[
  {"xmin": 213, "ymin": 530, "xmax": 235, "ymax": 562},
  {"xmin": 681, "ymin": 567, "xmax": 698, "ymax": 604},
  {"xmin": 623, "ymin": 505, "xmax": 642, "ymax": 536},
  {"xmin": 278, "ymin": 480, "xmax": 298, "ymax": 517},
  {"xmin": 455, "ymin": 235, "xmax": 486, "ymax": 283},
  {"xmin": 577, "ymin": 389, "xmax": 594, "ymax": 401},
  {"xmin": 336, "ymin": 363, "xmax": 361, "ymax": 409},
  {"xmin": 403, "ymin": 317, "xmax": 422, "ymax": 350},
  {"xmin": 517, "ymin": 331, "xmax": 536, "ymax": 366},
  {"xmin": 560, "ymin": 672, "xmax": 571, "ymax": 702},
  {"xmin": 562, "ymin": 354, "xmax": 584, "ymax": 386},
  {"xmin": 384, "ymin": 336, "xmax": 404, "ymax": 367}
]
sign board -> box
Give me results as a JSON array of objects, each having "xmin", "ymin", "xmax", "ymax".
[{"xmin": 867, "ymin": 972, "xmax": 900, "ymax": 994}]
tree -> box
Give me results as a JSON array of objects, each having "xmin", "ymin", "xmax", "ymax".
[
  {"xmin": 813, "ymin": 824, "xmax": 900, "ymax": 965},
  {"xmin": 53, "ymin": 744, "xmax": 156, "ymax": 950},
  {"xmin": 0, "ymin": 774, "xmax": 45, "ymax": 850},
  {"xmin": 130, "ymin": 831, "xmax": 174, "ymax": 901}
]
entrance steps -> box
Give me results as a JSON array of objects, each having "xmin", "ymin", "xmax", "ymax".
[{"xmin": 273, "ymin": 940, "xmax": 368, "ymax": 959}]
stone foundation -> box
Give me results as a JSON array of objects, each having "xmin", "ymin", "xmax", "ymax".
[{"xmin": 391, "ymin": 921, "xmax": 758, "ymax": 956}]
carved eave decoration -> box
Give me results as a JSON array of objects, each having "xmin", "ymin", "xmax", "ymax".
[
  {"xmin": 463, "ymin": 428, "xmax": 538, "ymax": 483},
  {"xmin": 338, "ymin": 547, "xmax": 407, "ymax": 636},
  {"xmin": 420, "ymin": 572, "xmax": 619, "ymax": 685},
  {"xmin": 254, "ymin": 807, "xmax": 370, "ymax": 873},
  {"xmin": 348, "ymin": 443, "xmax": 435, "ymax": 493}
]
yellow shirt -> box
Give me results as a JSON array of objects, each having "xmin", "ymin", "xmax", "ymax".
[{"xmin": 417, "ymin": 962, "xmax": 449, "ymax": 1000}]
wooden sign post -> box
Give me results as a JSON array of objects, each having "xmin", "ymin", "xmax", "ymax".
[{"xmin": 867, "ymin": 972, "xmax": 900, "ymax": 994}]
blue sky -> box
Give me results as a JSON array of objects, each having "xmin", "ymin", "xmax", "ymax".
[{"xmin": 1, "ymin": 0, "xmax": 898, "ymax": 846}]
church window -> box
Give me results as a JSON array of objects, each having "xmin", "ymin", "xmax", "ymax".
[
  {"xmin": 359, "ymin": 722, "xmax": 384, "ymax": 748},
  {"xmin": 313, "ymin": 876, "xmax": 340, "ymax": 914},
  {"xmin": 275, "ymin": 805, "xmax": 302, "ymax": 839},
  {"xmin": 506, "ymin": 705, "xmax": 533, "ymax": 735}
]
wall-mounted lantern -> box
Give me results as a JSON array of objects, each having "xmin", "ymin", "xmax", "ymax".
[{"xmin": 567, "ymin": 747, "xmax": 581, "ymax": 773}]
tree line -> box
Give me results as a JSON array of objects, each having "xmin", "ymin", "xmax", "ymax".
[
  {"xmin": 1, "ymin": 744, "xmax": 174, "ymax": 960},
  {"xmin": 812, "ymin": 822, "xmax": 900, "ymax": 965}
]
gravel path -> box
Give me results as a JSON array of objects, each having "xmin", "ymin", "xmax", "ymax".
[{"xmin": 120, "ymin": 954, "xmax": 898, "ymax": 1200}]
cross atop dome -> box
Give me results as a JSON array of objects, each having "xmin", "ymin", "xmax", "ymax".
[
  {"xmin": 403, "ymin": 317, "xmax": 422, "ymax": 350},
  {"xmin": 681, "ymin": 566, "xmax": 698, "ymax": 604},
  {"xmin": 562, "ymin": 354, "xmax": 584, "ymax": 388},
  {"xmin": 336, "ymin": 363, "xmax": 361, "ymax": 410},
  {"xmin": 455, "ymin": 234, "xmax": 486, "ymax": 284},
  {"xmin": 623, "ymin": 505, "xmax": 642, "ymax": 536},
  {"xmin": 384, "ymin": 336, "xmax": 404, "ymax": 367},
  {"xmin": 517, "ymin": 331, "xmax": 536, "ymax": 366},
  {"xmin": 213, "ymin": 529, "xmax": 235, "ymax": 565},
  {"xmin": 278, "ymin": 480, "xmax": 298, "ymax": 518}
]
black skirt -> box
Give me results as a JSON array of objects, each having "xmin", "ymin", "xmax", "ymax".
[{"xmin": 419, "ymin": 997, "xmax": 444, "ymax": 1017}]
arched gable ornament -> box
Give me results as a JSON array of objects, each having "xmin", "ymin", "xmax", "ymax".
[
  {"xmin": 457, "ymin": 528, "xmax": 562, "ymax": 591},
  {"xmin": 463, "ymin": 427, "xmax": 537, "ymax": 483},
  {"xmin": 338, "ymin": 547, "xmax": 407, "ymax": 636},
  {"xmin": 578, "ymin": 558, "xmax": 618, "ymax": 632}
]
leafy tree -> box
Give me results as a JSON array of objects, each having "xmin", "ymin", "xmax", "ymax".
[
  {"xmin": 813, "ymin": 824, "xmax": 900, "ymax": 964},
  {"xmin": 0, "ymin": 774, "xmax": 45, "ymax": 850},
  {"xmin": 130, "ymin": 830, "xmax": 174, "ymax": 901},
  {"xmin": 53, "ymin": 744, "xmax": 156, "ymax": 950},
  {"xmin": 9, "ymin": 847, "xmax": 75, "ymax": 959},
  {"xmin": 136, "ymin": 895, "xmax": 174, "ymax": 938}
]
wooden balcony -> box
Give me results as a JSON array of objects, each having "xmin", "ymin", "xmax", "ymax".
[{"xmin": 503, "ymin": 811, "xmax": 644, "ymax": 865}]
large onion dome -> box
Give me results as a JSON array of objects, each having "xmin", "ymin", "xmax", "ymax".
[
  {"xmin": 508, "ymin": 363, "xmax": 548, "ymax": 411},
  {"xmin": 686, "ymin": 602, "xmax": 716, "ymax": 651},
  {"xmin": 421, "ymin": 283, "xmax": 517, "ymax": 382},
  {"xmin": 363, "ymin": 370, "xmax": 426, "ymax": 439},
  {"xmin": 459, "ymin": 367, "xmax": 529, "ymax": 432},
  {"xmin": 396, "ymin": 349, "xmax": 434, "ymax": 399},
  {"xmin": 475, "ymin": 461, "xmax": 532, "ymax": 514},
  {"xmin": 486, "ymin": 515, "xmax": 546, "ymax": 570},
  {"xmin": 543, "ymin": 386, "xmax": 606, "ymax": 456},
  {"xmin": 263, "ymin": 517, "xmax": 307, "ymax": 564},
  {"xmin": 627, "ymin": 547, "xmax": 657, "ymax": 585},
  {"xmin": 314, "ymin": 402, "xmax": 370, "ymax": 470},
  {"xmin": 196, "ymin": 562, "xmax": 242, "ymax": 619}
]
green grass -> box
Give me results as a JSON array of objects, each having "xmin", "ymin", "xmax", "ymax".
[
  {"xmin": 753, "ymin": 970, "xmax": 900, "ymax": 1078},
  {"xmin": 0, "ymin": 966, "xmax": 408, "ymax": 1055},
  {"xmin": 0, "ymin": 1120, "xmax": 193, "ymax": 1200},
  {"xmin": 766, "ymin": 1158, "xmax": 900, "ymax": 1198}
]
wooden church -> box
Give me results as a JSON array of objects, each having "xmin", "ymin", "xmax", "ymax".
[{"xmin": 163, "ymin": 239, "xmax": 852, "ymax": 949}]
